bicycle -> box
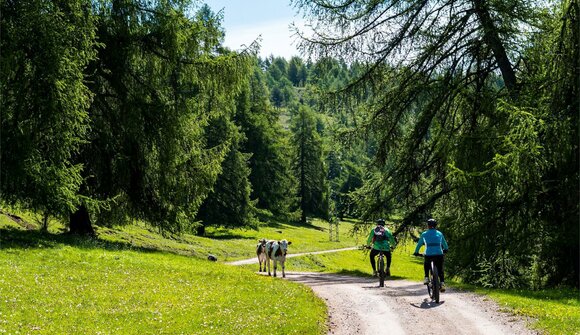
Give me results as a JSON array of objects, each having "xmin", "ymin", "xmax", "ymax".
[
  {"xmin": 414, "ymin": 253, "xmax": 440, "ymax": 303},
  {"xmin": 364, "ymin": 246, "xmax": 387, "ymax": 287}
]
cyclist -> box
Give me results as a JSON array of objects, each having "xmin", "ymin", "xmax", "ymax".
[
  {"xmin": 366, "ymin": 219, "xmax": 396, "ymax": 277},
  {"xmin": 413, "ymin": 218, "xmax": 449, "ymax": 292}
]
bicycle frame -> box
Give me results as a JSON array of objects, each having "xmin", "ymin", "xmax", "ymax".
[
  {"xmin": 427, "ymin": 260, "xmax": 440, "ymax": 303},
  {"xmin": 377, "ymin": 251, "xmax": 386, "ymax": 287},
  {"xmin": 416, "ymin": 254, "xmax": 441, "ymax": 303},
  {"xmin": 364, "ymin": 246, "xmax": 387, "ymax": 287}
]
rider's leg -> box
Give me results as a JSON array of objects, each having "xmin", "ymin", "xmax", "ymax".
[
  {"xmin": 423, "ymin": 256, "xmax": 431, "ymax": 277},
  {"xmin": 433, "ymin": 255, "xmax": 444, "ymax": 282},
  {"xmin": 385, "ymin": 251, "xmax": 392, "ymax": 275},
  {"xmin": 369, "ymin": 248, "xmax": 379, "ymax": 274},
  {"xmin": 434, "ymin": 255, "xmax": 445, "ymax": 291},
  {"xmin": 423, "ymin": 256, "xmax": 431, "ymax": 284}
]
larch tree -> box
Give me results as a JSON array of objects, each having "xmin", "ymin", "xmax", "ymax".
[
  {"xmin": 0, "ymin": 0, "xmax": 97, "ymax": 231},
  {"xmin": 77, "ymin": 1, "xmax": 253, "ymax": 234},
  {"xmin": 291, "ymin": 105, "xmax": 328, "ymax": 224},
  {"xmin": 292, "ymin": 0, "xmax": 578, "ymax": 288}
]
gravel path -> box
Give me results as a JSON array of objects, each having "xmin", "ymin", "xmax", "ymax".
[
  {"xmin": 226, "ymin": 247, "xmax": 359, "ymax": 266},
  {"xmin": 284, "ymin": 272, "xmax": 537, "ymax": 335},
  {"xmin": 229, "ymin": 249, "xmax": 537, "ymax": 335}
]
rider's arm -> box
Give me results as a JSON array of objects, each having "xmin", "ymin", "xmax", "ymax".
[
  {"xmin": 413, "ymin": 233, "xmax": 424, "ymax": 254},
  {"xmin": 366, "ymin": 229, "xmax": 374, "ymax": 246},
  {"xmin": 388, "ymin": 230, "xmax": 396, "ymax": 249},
  {"xmin": 441, "ymin": 233, "xmax": 449, "ymax": 252}
]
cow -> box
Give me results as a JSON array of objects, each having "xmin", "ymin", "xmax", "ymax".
[
  {"xmin": 256, "ymin": 238, "xmax": 268, "ymax": 272},
  {"xmin": 266, "ymin": 239, "xmax": 292, "ymax": 278}
]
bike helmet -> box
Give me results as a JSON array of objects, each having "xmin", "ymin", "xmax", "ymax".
[
  {"xmin": 376, "ymin": 218, "xmax": 386, "ymax": 226},
  {"xmin": 427, "ymin": 218, "xmax": 437, "ymax": 227}
]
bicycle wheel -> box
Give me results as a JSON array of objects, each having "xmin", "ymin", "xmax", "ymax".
[
  {"xmin": 426, "ymin": 270, "xmax": 433, "ymax": 298},
  {"xmin": 431, "ymin": 261, "xmax": 440, "ymax": 303},
  {"xmin": 378, "ymin": 254, "xmax": 385, "ymax": 287}
]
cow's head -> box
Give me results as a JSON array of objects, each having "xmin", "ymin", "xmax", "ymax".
[
  {"xmin": 278, "ymin": 239, "xmax": 292, "ymax": 256},
  {"xmin": 258, "ymin": 238, "xmax": 267, "ymax": 246}
]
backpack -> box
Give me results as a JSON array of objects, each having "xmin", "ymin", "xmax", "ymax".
[{"xmin": 373, "ymin": 226, "xmax": 387, "ymax": 242}]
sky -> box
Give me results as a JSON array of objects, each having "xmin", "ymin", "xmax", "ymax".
[{"xmin": 201, "ymin": 0, "xmax": 304, "ymax": 59}]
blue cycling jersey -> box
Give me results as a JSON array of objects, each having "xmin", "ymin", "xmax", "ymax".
[{"xmin": 414, "ymin": 228, "xmax": 448, "ymax": 256}]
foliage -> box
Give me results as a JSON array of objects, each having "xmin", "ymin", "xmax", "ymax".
[
  {"xmin": 195, "ymin": 114, "xmax": 256, "ymax": 233},
  {"xmin": 78, "ymin": 1, "xmax": 254, "ymax": 233},
  {"xmin": 235, "ymin": 64, "xmax": 296, "ymax": 216},
  {"xmin": 291, "ymin": 105, "xmax": 329, "ymax": 223},
  {"xmin": 293, "ymin": 0, "xmax": 579, "ymax": 289},
  {"xmin": 0, "ymin": 0, "xmax": 97, "ymax": 220}
]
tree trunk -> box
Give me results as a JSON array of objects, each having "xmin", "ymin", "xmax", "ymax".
[
  {"xmin": 472, "ymin": 0, "xmax": 519, "ymax": 98},
  {"xmin": 196, "ymin": 223, "xmax": 206, "ymax": 236},
  {"xmin": 69, "ymin": 204, "xmax": 95, "ymax": 235},
  {"xmin": 41, "ymin": 212, "xmax": 49, "ymax": 232}
]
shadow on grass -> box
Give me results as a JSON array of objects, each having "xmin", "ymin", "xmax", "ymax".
[
  {"xmin": 0, "ymin": 228, "xmax": 163, "ymax": 254},
  {"xmin": 335, "ymin": 269, "xmax": 406, "ymax": 281},
  {"xmin": 204, "ymin": 227, "xmax": 258, "ymax": 241},
  {"xmin": 261, "ymin": 217, "xmax": 326, "ymax": 231}
]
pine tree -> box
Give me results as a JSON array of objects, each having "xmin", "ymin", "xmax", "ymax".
[
  {"xmin": 236, "ymin": 65, "xmax": 295, "ymax": 216},
  {"xmin": 0, "ymin": 0, "xmax": 97, "ymax": 230},
  {"xmin": 291, "ymin": 105, "xmax": 328, "ymax": 223}
]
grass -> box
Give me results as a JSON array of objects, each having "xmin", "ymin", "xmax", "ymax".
[
  {"xmin": 1, "ymin": 208, "xmax": 365, "ymax": 262},
  {"xmin": 0, "ymin": 209, "xmax": 363, "ymax": 335},
  {"xmin": 2, "ymin": 210, "xmax": 578, "ymax": 335},
  {"xmin": 274, "ymin": 240, "xmax": 580, "ymax": 335},
  {"xmin": 0, "ymin": 232, "xmax": 326, "ymax": 334},
  {"xmin": 457, "ymin": 284, "xmax": 580, "ymax": 335}
]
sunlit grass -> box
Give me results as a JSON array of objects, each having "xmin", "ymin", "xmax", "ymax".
[
  {"xmin": 278, "ymin": 240, "xmax": 580, "ymax": 335},
  {"xmin": 2, "ymin": 210, "xmax": 577, "ymax": 335},
  {"xmin": 0, "ymin": 240, "xmax": 326, "ymax": 334},
  {"xmin": 455, "ymin": 284, "xmax": 580, "ymax": 335}
]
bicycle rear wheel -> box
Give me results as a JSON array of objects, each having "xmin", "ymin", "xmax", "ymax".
[
  {"xmin": 431, "ymin": 261, "xmax": 440, "ymax": 303},
  {"xmin": 427, "ymin": 272, "xmax": 433, "ymax": 298},
  {"xmin": 378, "ymin": 254, "xmax": 385, "ymax": 287}
]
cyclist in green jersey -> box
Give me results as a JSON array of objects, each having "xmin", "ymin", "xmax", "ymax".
[{"xmin": 366, "ymin": 219, "xmax": 397, "ymax": 276}]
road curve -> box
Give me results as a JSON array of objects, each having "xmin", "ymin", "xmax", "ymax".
[
  {"xmin": 228, "ymin": 249, "xmax": 536, "ymax": 335},
  {"xmin": 226, "ymin": 247, "xmax": 359, "ymax": 266},
  {"xmin": 284, "ymin": 272, "xmax": 536, "ymax": 335}
]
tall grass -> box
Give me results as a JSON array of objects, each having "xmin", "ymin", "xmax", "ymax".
[{"xmin": 0, "ymin": 238, "xmax": 326, "ymax": 334}]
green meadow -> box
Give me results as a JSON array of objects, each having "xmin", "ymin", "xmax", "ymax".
[
  {"xmin": 282, "ymin": 241, "xmax": 580, "ymax": 335},
  {"xmin": 0, "ymin": 219, "xmax": 332, "ymax": 334},
  {"xmin": 1, "ymin": 213, "xmax": 578, "ymax": 335}
]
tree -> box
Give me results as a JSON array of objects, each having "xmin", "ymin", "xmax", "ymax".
[
  {"xmin": 195, "ymin": 114, "xmax": 255, "ymax": 235},
  {"xmin": 288, "ymin": 56, "xmax": 303, "ymax": 86},
  {"xmin": 236, "ymin": 65, "xmax": 296, "ymax": 216},
  {"xmin": 0, "ymin": 0, "xmax": 97, "ymax": 231},
  {"xmin": 293, "ymin": 0, "xmax": 578, "ymax": 288},
  {"xmin": 77, "ymin": 1, "xmax": 252, "ymax": 234},
  {"xmin": 291, "ymin": 105, "xmax": 328, "ymax": 223}
]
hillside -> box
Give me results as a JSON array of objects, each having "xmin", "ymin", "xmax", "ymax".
[{"xmin": 1, "ymin": 211, "xmax": 358, "ymax": 334}]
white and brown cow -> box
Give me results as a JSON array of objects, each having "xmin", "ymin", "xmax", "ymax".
[
  {"xmin": 266, "ymin": 239, "xmax": 292, "ymax": 278},
  {"xmin": 256, "ymin": 238, "xmax": 268, "ymax": 272}
]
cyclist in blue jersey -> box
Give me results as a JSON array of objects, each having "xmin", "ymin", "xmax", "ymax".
[
  {"xmin": 413, "ymin": 218, "xmax": 449, "ymax": 292},
  {"xmin": 367, "ymin": 219, "xmax": 397, "ymax": 277}
]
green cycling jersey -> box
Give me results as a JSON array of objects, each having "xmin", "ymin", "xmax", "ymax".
[{"xmin": 366, "ymin": 225, "xmax": 396, "ymax": 252}]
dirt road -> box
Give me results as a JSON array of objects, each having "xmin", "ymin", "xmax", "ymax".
[
  {"xmin": 228, "ymin": 250, "xmax": 536, "ymax": 335},
  {"xmin": 284, "ymin": 272, "xmax": 536, "ymax": 335}
]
